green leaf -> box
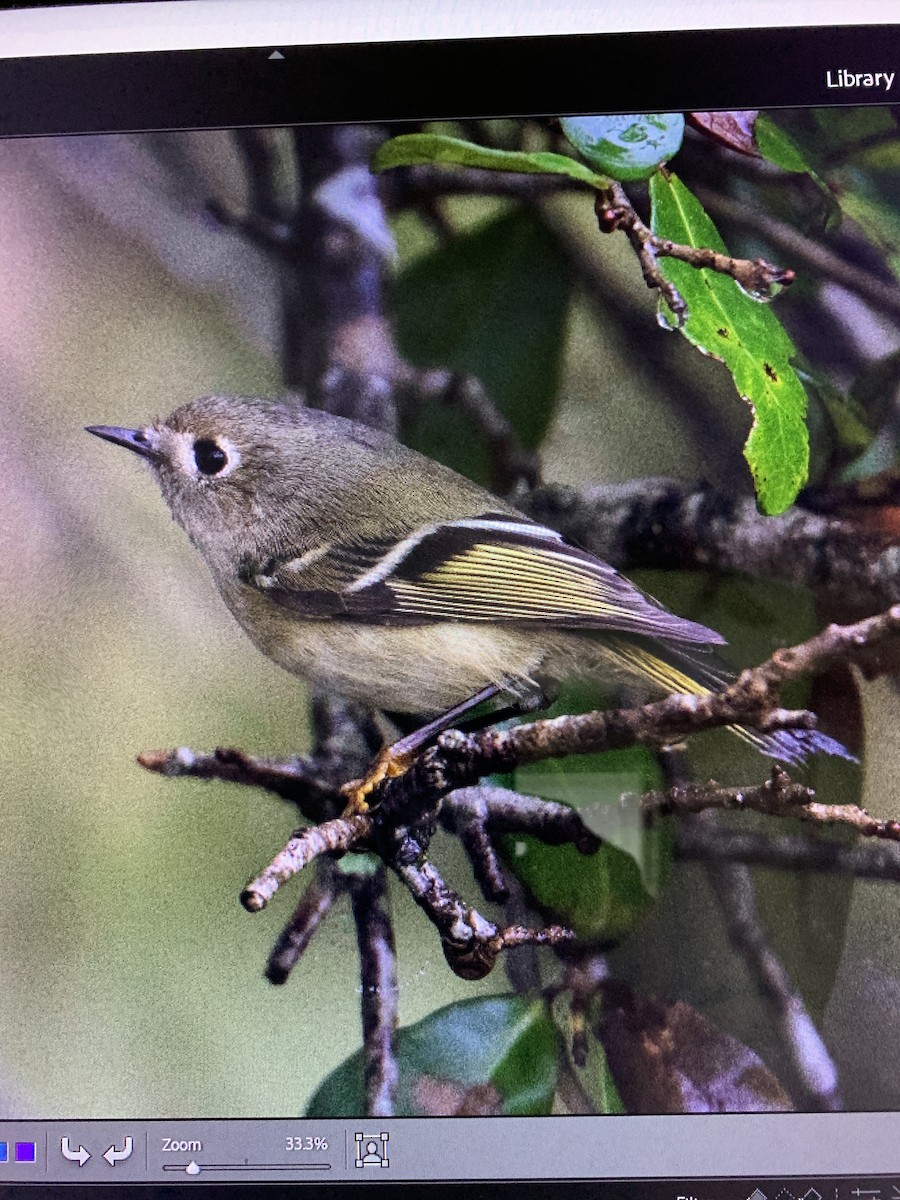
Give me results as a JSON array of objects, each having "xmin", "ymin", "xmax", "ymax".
[
  {"xmin": 560, "ymin": 114, "xmax": 684, "ymax": 181},
  {"xmin": 394, "ymin": 209, "xmax": 570, "ymax": 480},
  {"xmin": 755, "ymin": 113, "xmax": 820, "ymax": 177},
  {"xmin": 650, "ymin": 172, "xmax": 809, "ymax": 514},
  {"xmin": 306, "ymin": 996, "xmax": 561, "ymax": 1117},
  {"xmin": 796, "ymin": 365, "xmax": 874, "ymax": 460},
  {"xmin": 754, "ymin": 114, "xmax": 839, "ymax": 225},
  {"xmin": 372, "ymin": 132, "xmax": 608, "ymax": 188},
  {"xmin": 501, "ymin": 705, "xmax": 672, "ymax": 941}
]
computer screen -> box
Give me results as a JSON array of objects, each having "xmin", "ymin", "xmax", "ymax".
[{"xmin": 0, "ymin": 2, "xmax": 899, "ymax": 1197}]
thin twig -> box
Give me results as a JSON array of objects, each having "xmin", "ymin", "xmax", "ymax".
[
  {"xmin": 441, "ymin": 785, "xmax": 600, "ymax": 902},
  {"xmin": 266, "ymin": 861, "xmax": 344, "ymax": 985},
  {"xmin": 595, "ymin": 182, "xmax": 794, "ymax": 323},
  {"xmin": 640, "ymin": 767, "xmax": 814, "ymax": 819},
  {"xmin": 137, "ymin": 745, "xmax": 341, "ymax": 820},
  {"xmin": 348, "ymin": 866, "xmax": 399, "ymax": 1118},
  {"xmin": 696, "ymin": 186, "xmax": 900, "ymax": 323},
  {"xmin": 399, "ymin": 369, "xmax": 540, "ymax": 494},
  {"xmin": 395, "ymin": 857, "xmax": 573, "ymax": 980},
  {"xmin": 241, "ymin": 814, "xmax": 373, "ymax": 912},
  {"xmin": 643, "ymin": 769, "xmax": 900, "ymax": 842}
]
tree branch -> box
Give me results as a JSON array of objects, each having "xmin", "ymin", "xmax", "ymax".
[
  {"xmin": 521, "ymin": 478, "xmax": 900, "ymax": 613},
  {"xmin": 701, "ymin": 815, "xmax": 843, "ymax": 1111},
  {"xmin": 676, "ymin": 825, "xmax": 900, "ymax": 881},
  {"xmin": 348, "ymin": 866, "xmax": 399, "ymax": 1118},
  {"xmin": 265, "ymin": 860, "xmax": 345, "ymax": 985},
  {"xmin": 696, "ymin": 186, "xmax": 900, "ymax": 324}
]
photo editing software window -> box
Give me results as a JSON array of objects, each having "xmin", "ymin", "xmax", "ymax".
[{"xmin": 1, "ymin": 2, "xmax": 900, "ymax": 1197}]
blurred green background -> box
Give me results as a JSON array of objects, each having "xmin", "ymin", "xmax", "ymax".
[{"xmin": 0, "ymin": 118, "xmax": 898, "ymax": 1117}]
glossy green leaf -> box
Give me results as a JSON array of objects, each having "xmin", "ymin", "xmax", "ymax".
[
  {"xmin": 372, "ymin": 132, "xmax": 608, "ymax": 188},
  {"xmin": 306, "ymin": 996, "xmax": 561, "ymax": 1117},
  {"xmin": 650, "ymin": 172, "xmax": 809, "ymax": 514},
  {"xmin": 561, "ymin": 114, "xmax": 684, "ymax": 181},
  {"xmin": 394, "ymin": 209, "xmax": 570, "ymax": 480}
]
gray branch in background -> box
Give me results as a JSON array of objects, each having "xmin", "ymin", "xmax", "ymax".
[
  {"xmin": 677, "ymin": 825, "xmax": 900, "ymax": 882},
  {"xmin": 700, "ymin": 813, "xmax": 843, "ymax": 1112},
  {"xmin": 237, "ymin": 124, "xmax": 404, "ymax": 1114}
]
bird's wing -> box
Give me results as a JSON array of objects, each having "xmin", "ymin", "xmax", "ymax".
[{"xmin": 246, "ymin": 511, "xmax": 724, "ymax": 646}]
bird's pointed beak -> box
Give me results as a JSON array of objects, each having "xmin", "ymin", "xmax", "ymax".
[{"xmin": 85, "ymin": 424, "xmax": 161, "ymax": 462}]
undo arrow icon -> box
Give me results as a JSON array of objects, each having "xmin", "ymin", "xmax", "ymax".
[{"xmin": 103, "ymin": 1137, "xmax": 133, "ymax": 1166}]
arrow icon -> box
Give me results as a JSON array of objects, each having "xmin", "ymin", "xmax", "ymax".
[
  {"xmin": 103, "ymin": 1137, "xmax": 133, "ymax": 1167},
  {"xmin": 60, "ymin": 1138, "xmax": 90, "ymax": 1167}
]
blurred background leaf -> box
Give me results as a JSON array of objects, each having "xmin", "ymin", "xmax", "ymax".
[{"xmin": 306, "ymin": 995, "xmax": 561, "ymax": 1117}]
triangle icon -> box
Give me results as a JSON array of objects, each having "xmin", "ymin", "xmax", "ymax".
[{"xmin": 268, "ymin": 50, "xmax": 285, "ymax": 60}]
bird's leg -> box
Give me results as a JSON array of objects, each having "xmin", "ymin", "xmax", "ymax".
[{"xmin": 340, "ymin": 684, "xmax": 504, "ymax": 816}]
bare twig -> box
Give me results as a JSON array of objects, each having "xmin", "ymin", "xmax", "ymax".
[
  {"xmin": 241, "ymin": 814, "xmax": 373, "ymax": 912},
  {"xmin": 377, "ymin": 608, "xmax": 898, "ymax": 821},
  {"xmin": 701, "ymin": 815, "xmax": 843, "ymax": 1111},
  {"xmin": 643, "ymin": 768, "xmax": 900, "ymax": 842},
  {"xmin": 676, "ymin": 825, "xmax": 900, "ymax": 881},
  {"xmin": 348, "ymin": 866, "xmax": 399, "ymax": 1118},
  {"xmin": 595, "ymin": 182, "xmax": 794, "ymax": 323},
  {"xmin": 137, "ymin": 745, "xmax": 341, "ymax": 821},
  {"xmin": 266, "ymin": 861, "xmax": 345, "ymax": 985},
  {"xmin": 399, "ymin": 369, "xmax": 540, "ymax": 494},
  {"xmin": 395, "ymin": 857, "xmax": 573, "ymax": 980},
  {"xmin": 441, "ymin": 785, "xmax": 600, "ymax": 903},
  {"xmin": 640, "ymin": 766, "xmax": 815, "ymax": 820},
  {"xmin": 696, "ymin": 186, "xmax": 900, "ymax": 324}
]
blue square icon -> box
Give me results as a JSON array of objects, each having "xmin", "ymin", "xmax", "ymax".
[
  {"xmin": 15, "ymin": 1142, "xmax": 36, "ymax": 1164},
  {"xmin": 0, "ymin": 1142, "xmax": 7, "ymax": 1163}
]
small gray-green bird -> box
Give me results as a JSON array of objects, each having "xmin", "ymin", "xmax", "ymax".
[{"xmin": 87, "ymin": 395, "xmax": 848, "ymax": 779}]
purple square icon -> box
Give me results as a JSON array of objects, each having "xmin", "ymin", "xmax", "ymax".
[{"xmin": 14, "ymin": 1142, "xmax": 36, "ymax": 1163}]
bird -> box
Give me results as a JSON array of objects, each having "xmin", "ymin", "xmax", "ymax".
[{"xmin": 86, "ymin": 395, "xmax": 849, "ymax": 808}]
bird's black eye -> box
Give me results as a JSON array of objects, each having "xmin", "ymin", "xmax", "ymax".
[{"xmin": 193, "ymin": 438, "xmax": 228, "ymax": 476}]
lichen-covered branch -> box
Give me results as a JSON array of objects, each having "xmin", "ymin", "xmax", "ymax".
[
  {"xmin": 395, "ymin": 856, "xmax": 573, "ymax": 980},
  {"xmin": 441, "ymin": 785, "xmax": 601, "ymax": 902},
  {"xmin": 137, "ymin": 745, "xmax": 342, "ymax": 823},
  {"xmin": 241, "ymin": 813, "xmax": 373, "ymax": 912},
  {"xmin": 379, "ymin": 607, "xmax": 900, "ymax": 822}
]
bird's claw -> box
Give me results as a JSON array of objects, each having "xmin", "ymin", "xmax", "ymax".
[{"xmin": 340, "ymin": 745, "xmax": 414, "ymax": 816}]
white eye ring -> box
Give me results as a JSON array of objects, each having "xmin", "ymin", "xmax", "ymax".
[{"xmin": 175, "ymin": 434, "xmax": 242, "ymax": 480}]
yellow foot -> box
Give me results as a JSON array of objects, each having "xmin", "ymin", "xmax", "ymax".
[{"xmin": 340, "ymin": 745, "xmax": 414, "ymax": 817}]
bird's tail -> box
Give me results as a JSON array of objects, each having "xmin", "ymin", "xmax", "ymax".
[{"xmin": 603, "ymin": 636, "xmax": 854, "ymax": 766}]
